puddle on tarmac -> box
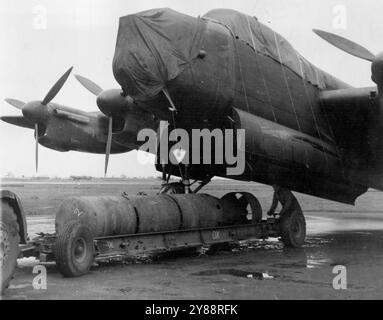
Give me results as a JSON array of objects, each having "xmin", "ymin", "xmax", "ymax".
[
  {"xmin": 306, "ymin": 258, "xmax": 332, "ymax": 269},
  {"xmin": 273, "ymin": 255, "xmax": 333, "ymax": 270},
  {"xmin": 304, "ymin": 237, "xmax": 332, "ymax": 247},
  {"xmin": 8, "ymin": 283, "xmax": 31, "ymax": 289},
  {"xmin": 234, "ymin": 239, "xmax": 284, "ymax": 252},
  {"xmin": 192, "ymin": 269, "xmax": 275, "ymax": 280}
]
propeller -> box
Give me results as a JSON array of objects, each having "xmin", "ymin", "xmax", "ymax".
[
  {"xmin": 75, "ymin": 74, "xmax": 130, "ymax": 176},
  {"xmin": 105, "ymin": 117, "xmax": 113, "ymax": 177},
  {"xmin": 313, "ymin": 29, "xmax": 375, "ymax": 62},
  {"xmin": 42, "ymin": 67, "xmax": 73, "ymax": 105},
  {"xmin": 4, "ymin": 99, "xmax": 25, "ymax": 110},
  {"xmin": 35, "ymin": 123, "xmax": 39, "ymax": 173},
  {"xmin": 74, "ymin": 75, "xmax": 103, "ymax": 96},
  {"xmin": 3, "ymin": 67, "xmax": 73, "ymax": 172},
  {"xmin": 313, "ymin": 29, "xmax": 383, "ymax": 88},
  {"xmin": 0, "ymin": 116, "xmax": 35, "ymax": 129}
]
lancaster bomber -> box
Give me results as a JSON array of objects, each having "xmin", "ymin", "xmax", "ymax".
[{"xmin": 2, "ymin": 8, "xmax": 383, "ymax": 282}]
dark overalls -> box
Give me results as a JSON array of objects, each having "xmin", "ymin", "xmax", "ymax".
[{"xmin": 267, "ymin": 186, "xmax": 301, "ymax": 217}]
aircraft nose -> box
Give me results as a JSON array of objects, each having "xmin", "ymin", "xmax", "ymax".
[
  {"xmin": 113, "ymin": 8, "xmax": 206, "ymax": 101},
  {"xmin": 22, "ymin": 101, "xmax": 49, "ymax": 123}
]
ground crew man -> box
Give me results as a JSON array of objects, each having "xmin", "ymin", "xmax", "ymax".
[{"xmin": 267, "ymin": 185, "xmax": 302, "ymax": 217}]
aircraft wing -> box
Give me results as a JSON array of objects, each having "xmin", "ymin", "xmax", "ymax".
[
  {"xmin": 319, "ymin": 86, "xmax": 379, "ymax": 112},
  {"xmin": 319, "ymin": 86, "xmax": 383, "ymax": 174},
  {"xmin": 319, "ymin": 86, "xmax": 380, "ymax": 146}
]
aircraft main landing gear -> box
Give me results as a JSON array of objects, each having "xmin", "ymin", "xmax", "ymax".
[
  {"xmin": 159, "ymin": 182, "xmax": 185, "ymax": 195},
  {"xmin": 279, "ymin": 209, "xmax": 306, "ymax": 248},
  {"xmin": 158, "ymin": 163, "xmax": 212, "ymax": 195},
  {"xmin": 157, "ymin": 164, "xmax": 307, "ymax": 248}
]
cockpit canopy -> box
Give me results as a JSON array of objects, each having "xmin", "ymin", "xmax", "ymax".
[{"xmin": 203, "ymin": 9, "xmax": 324, "ymax": 87}]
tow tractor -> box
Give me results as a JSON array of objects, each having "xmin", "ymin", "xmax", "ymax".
[{"xmin": 1, "ymin": 186, "xmax": 306, "ymax": 293}]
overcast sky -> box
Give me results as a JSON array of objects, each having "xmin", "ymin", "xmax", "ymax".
[{"xmin": 1, "ymin": 0, "xmax": 382, "ymax": 178}]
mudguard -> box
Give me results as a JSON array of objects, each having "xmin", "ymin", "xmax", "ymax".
[{"xmin": 1, "ymin": 190, "xmax": 28, "ymax": 244}]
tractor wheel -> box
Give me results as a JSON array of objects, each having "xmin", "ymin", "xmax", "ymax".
[
  {"xmin": 1, "ymin": 201, "xmax": 20, "ymax": 295},
  {"xmin": 55, "ymin": 221, "xmax": 94, "ymax": 278},
  {"xmin": 279, "ymin": 209, "xmax": 306, "ymax": 248}
]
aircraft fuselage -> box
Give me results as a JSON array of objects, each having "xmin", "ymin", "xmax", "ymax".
[{"xmin": 112, "ymin": 8, "xmax": 371, "ymax": 204}]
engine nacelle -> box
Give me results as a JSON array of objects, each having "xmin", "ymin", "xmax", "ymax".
[{"xmin": 372, "ymin": 52, "xmax": 383, "ymax": 90}]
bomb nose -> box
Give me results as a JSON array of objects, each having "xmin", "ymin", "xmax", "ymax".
[{"xmin": 113, "ymin": 8, "xmax": 205, "ymax": 100}]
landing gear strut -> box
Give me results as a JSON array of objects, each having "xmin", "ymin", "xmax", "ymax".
[
  {"xmin": 159, "ymin": 179, "xmax": 212, "ymax": 195},
  {"xmin": 158, "ymin": 164, "xmax": 212, "ymax": 195},
  {"xmin": 159, "ymin": 182, "xmax": 185, "ymax": 195}
]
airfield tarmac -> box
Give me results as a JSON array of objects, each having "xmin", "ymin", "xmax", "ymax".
[{"xmin": 1, "ymin": 179, "xmax": 383, "ymax": 300}]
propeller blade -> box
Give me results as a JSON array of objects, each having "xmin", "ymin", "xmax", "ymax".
[
  {"xmin": 1, "ymin": 116, "xmax": 35, "ymax": 129},
  {"xmin": 42, "ymin": 67, "xmax": 73, "ymax": 105},
  {"xmin": 4, "ymin": 98, "xmax": 25, "ymax": 110},
  {"xmin": 104, "ymin": 117, "xmax": 113, "ymax": 177},
  {"xmin": 75, "ymin": 75, "xmax": 103, "ymax": 96},
  {"xmin": 35, "ymin": 123, "xmax": 39, "ymax": 173},
  {"xmin": 313, "ymin": 29, "xmax": 375, "ymax": 62}
]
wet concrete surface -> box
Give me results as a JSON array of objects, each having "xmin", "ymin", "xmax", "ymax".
[{"xmin": 2, "ymin": 212, "xmax": 383, "ymax": 300}]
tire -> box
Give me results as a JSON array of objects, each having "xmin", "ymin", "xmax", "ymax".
[
  {"xmin": 55, "ymin": 221, "xmax": 94, "ymax": 278},
  {"xmin": 1, "ymin": 201, "xmax": 20, "ymax": 295},
  {"xmin": 240, "ymin": 192, "xmax": 263, "ymax": 223},
  {"xmin": 221, "ymin": 192, "xmax": 263, "ymax": 224},
  {"xmin": 280, "ymin": 209, "xmax": 306, "ymax": 248}
]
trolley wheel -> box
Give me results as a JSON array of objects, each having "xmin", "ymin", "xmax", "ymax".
[
  {"xmin": 279, "ymin": 209, "xmax": 306, "ymax": 248},
  {"xmin": 221, "ymin": 192, "xmax": 263, "ymax": 223},
  {"xmin": 1, "ymin": 201, "xmax": 20, "ymax": 294},
  {"xmin": 55, "ymin": 221, "xmax": 94, "ymax": 278}
]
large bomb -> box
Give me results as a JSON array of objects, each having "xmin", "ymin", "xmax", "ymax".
[{"xmin": 55, "ymin": 194, "xmax": 244, "ymax": 238}]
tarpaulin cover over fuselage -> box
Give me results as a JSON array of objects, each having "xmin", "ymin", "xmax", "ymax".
[
  {"xmin": 113, "ymin": 8, "xmax": 348, "ymax": 101},
  {"xmin": 113, "ymin": 8, "xmax": 206, "ymax": 100}
]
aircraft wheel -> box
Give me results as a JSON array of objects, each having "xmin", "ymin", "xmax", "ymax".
[
  {"xmin": 158, "ymin": 182, "xmax": 185, "ymax": 195},
  {"xmin": 1, "ymin": 201, "xmax": 20, "ymax": 295},
  {"xmin": 221, "ymin": 192, "xmax": 262, "ymax": 223},
  {"xmin": 280, "ymin": 209, "xmax": 306, "ymax": 248},
  {"xmin": 55, "ymin": 221, "xmax": 94, "ymax": 278}
]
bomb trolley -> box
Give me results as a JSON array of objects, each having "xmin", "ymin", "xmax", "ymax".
[{"xmin": 4, "ymin": 192, "xmax": 306, "ymax": 280}]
